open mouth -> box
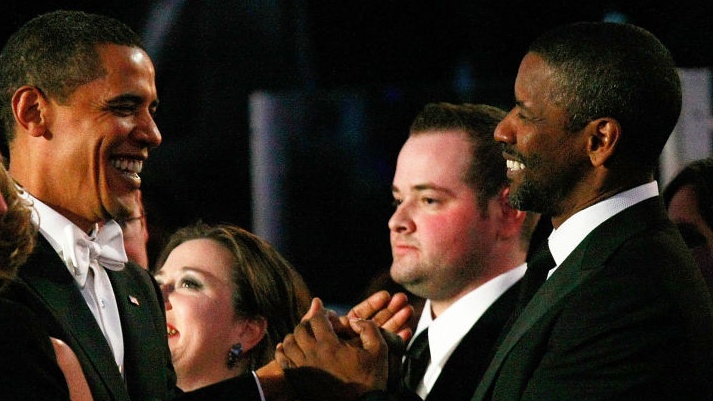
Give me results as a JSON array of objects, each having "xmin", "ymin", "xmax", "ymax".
[
  {"xmin": 506, "ymin": 159, "xmax": 525, "ymax": 172},
  {"xmin": 167, "ymin": 323, "xmax": 179, "ymax": 338},
  {"xmin": 111, "ymin": 157, "xmax": 143, "ymax": 180}
]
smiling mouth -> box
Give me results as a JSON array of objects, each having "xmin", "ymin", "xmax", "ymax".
[
  {"xmin": 111, "ymin": 157, "xmax": 143, "ymax": 179},
  {"xmin": 167, "ymin": 324, "xmax": 178, "ymax": 337},
  {"xmin": 506, "ymin": 159, "xmax": 526, "ymax": 171}
]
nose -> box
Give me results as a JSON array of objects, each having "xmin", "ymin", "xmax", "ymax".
[
  {"xmin": 494, "ymin": 110, "xmax": 515, "ymax": 144},
  {"xmin": 388, "ymin": 202, "xmax": 415, "ymax": 234},
  {"xmin": 160, "ymin": 283, "xmax": 173, "ymax": 310},
  {"xmin": 133, "ymin": 112, "xmax": 162, "ymax": 149}
]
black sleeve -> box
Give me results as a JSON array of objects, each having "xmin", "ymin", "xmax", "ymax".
[{"xmin": 0, "ymin": 299, "xmax": 71, "ymax": 400}]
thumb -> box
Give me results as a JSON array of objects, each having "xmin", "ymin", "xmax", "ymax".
[
  {"xmin": 349, "ymin": 318, "xmax": 385, "ymax": 354},
  {"xmin": 301, "ymin": 297, "xmax": 325, "ymax": 323}
]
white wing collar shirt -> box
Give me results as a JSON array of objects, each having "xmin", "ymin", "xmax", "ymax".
[
  {"xmin": 22, "ymin": 190, "xmax": 127, "ymax": 377},
  {"xmin": 547, "ymin": 181, "xmax": 659, "ymax": 276},
  {"xmin": 410, "ymin": 263, "xmax": 527, "ymax": 399}
]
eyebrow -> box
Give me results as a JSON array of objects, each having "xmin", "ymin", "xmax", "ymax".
[
  {"xmin": 106, "ymin": 94, "xmax": 159, "ymax": 108},
  {"xmin": 392, "ymin": 183, "xmax": 456, "ymax": 196}
]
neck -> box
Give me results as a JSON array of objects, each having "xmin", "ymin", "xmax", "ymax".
[{"xmin": 176, "ymin": 365, "xmax": 245, "ymax": 392}]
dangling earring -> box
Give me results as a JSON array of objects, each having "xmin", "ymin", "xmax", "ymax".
[{"xmin": 227, "ymin": 343, "xmax": 243, "ymax": 369}]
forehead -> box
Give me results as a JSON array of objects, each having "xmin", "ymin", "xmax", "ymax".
[
  {"xmin": 395, "ymin": 131, "xmax": 472, "ymax": 186},
  {"xmin": 514, "ymin": 53, "xmax": 558, "ymax": 103},
  {"xmin": 77, "ymin": 44, "xmax": 157, "ymax": 99},
  {"xmin": 159, "ymin": 238, "xmax": 235, "ymax": 279}
]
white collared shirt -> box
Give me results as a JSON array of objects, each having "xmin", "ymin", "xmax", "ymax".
[
  {"xmin": 410, "ymin": 263, "xmax": 527, "ymax": 399},
  {"xmin": 547, "ymin": 181, "xmax": 659, "ymax": 276},
  {"xmin": 21, "ymin": 191, "xmax": 125, "ymax": 376}
]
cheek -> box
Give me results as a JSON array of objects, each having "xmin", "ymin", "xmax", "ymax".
[{"xmin": 420, "ymin": 211, "xmax": 479, "ymax": 253}]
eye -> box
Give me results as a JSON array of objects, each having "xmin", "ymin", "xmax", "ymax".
[
  {"xmin": 422, "ymin": 197, "xmax": 438, "ymax": 205},
  {"xmin": 110, "ymin": 104, "xmax": 137, "ymax": 117},
  {"xmin": 392, "ymin": 198, "xmax": 403, "ymax": 208},
  {"xmin": 179, "ymin": 278, "xmax": 202, "ymax": 289}
]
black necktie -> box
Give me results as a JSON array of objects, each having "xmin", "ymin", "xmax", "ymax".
[
  {"xmin": 517, "ymin": 241, "xmax": 556, "ymax": 312},
  {"xmin": 402, "ymin": 328, "xmax": 430, "ymax": 392}
]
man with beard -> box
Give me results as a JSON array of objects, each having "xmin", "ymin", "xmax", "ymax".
[{"xmin": 276, "ymin": 22, "xmax": 713, "ymax": 401}]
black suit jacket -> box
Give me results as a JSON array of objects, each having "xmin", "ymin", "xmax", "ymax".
[
  {"xmin": 470, "ymin": 197, "xmax": 713, "ymax": 401},
  {"xmin": 3, "ymin": 235, "xmax": 264, "ymax": 401},
  {"xmin": 423, "ymin": 281, "xmax": 520, "ymax": 401},
  {"xmin": 0, "ymin": 298, "xmax": 70, "ymax": 400}
]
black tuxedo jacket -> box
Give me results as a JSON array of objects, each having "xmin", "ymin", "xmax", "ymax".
[
  {"xmin": 470, "ymin": 197, "xmax": 713, "ymax": 401},
  {"xmin": 3, "ymin": 235, "xmax": 264, "ymax": 401},
  {"xmin": 423, "ymin": 281, "xmax": 520, "ymax": 401},
  {"xmin": 4, "ymin": 235, "xmax": 175, "ymax": 401},
  {"xmin": 0, "ymin": 298, "xmax": 70, "ymax": 400}
]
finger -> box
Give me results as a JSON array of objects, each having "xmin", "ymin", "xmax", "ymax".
[
  {"xmin": 280, "ymin": 333, "xmax": 306, "ymax": 366},
  {"xmin": 370, "ymin": 292, "xmax": 410, "ymax": 327},
  {"xmin": 307, "ymin": 309, "xmax": 340, "ymax": 343},
  {"xmin": 396, "ymin": 327, "xmax": 414, "ymax": 343},
  {"xmin": 379, "ymin": 302, "xmax": 414, "ymax": 334},
  {"xmin": 347, "ymin": 290, "xmax": 391, "ymax": 320},
  {"xmin": 274, "ymin": 343, "xmax": 293, "ymax": 369},
  {"xmin": 300, "ymin": 297, "xmax": 324, "ymax": 322},
  {"xmin": 349, "ymin": 318, "xmax": 387, "ymax": 356}
]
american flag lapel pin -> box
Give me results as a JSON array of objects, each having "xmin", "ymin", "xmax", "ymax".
[{"xmin": 129, "ymin": 295, "xmax": 140, "ymax": 306}]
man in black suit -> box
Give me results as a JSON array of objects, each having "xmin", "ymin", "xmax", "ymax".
[
  {"xmin": 386, "ymin": 103, "xmax": 537, "ymax": 401},
  {"xmin": 0, "ymin": 12, "xmax": 410, "ymax": 400},
  {"xmin": 0, "ymin": 9, "xmax": 181, "ymax": 401},
  {"xmin": 276, "ymin": 22, "xmax": 713, "ymax": 401}
]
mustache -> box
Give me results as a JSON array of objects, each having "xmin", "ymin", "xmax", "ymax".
[{"xmin": 501, "ymin": 143, "xmax": 525, "ymax": 162}]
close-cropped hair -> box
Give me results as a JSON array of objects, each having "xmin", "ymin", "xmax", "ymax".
[
  {"xmin": 154, "ymin": 221, "xmax": 307, "ymax": 369},
  {"xmin": 0, "ymin": 10, "xmax": 145, "ymax": 143},
  {"xmin": 529, "ymin": 22, "xmax": 681, "ymax": 171},
  {"xmin": 0, "ymin": 165, "xmax": 35, "ymax": 290},
  {"xmin": 409, "ymin": 102, "xmax": 508, "ymax": 213}
]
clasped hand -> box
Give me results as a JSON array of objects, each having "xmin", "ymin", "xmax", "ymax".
[{"xmin": 276, "ymin": 291, "xmax": 412, "ymax": 399}]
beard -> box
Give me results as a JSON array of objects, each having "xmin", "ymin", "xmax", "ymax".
[{"xmin": 508, "ymin": 158, "xmax": 586, "ymax": 217}]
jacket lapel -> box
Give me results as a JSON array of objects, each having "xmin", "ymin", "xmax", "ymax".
[
  {"xmin": 109, "ymin": 263, "xmax": 174, "ymax": 400},
  {"xmin": 471, "ymin": 197, "xmax": 667, "ymax": 401},
  {"xmin": 17, "ymin": 236, "xmax": 128, "ymax": 401}
]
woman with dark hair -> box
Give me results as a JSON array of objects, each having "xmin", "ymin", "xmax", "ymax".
[{"xmin": 154, "ymin": 222, "xmax": 310, "ymax": 391}]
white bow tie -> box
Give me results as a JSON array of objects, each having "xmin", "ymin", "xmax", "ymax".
[{"xmin": 62, "ymin": 220, "xmax": 127, "ymax": 287}]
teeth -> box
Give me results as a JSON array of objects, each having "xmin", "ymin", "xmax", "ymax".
[
  {"xmin": 507, "ymin": 159, "xmax": 525, "ymax": 171},
  {"xmin": 111, "ymin": 157, "xmax": 143, "ymax": 175},
  {"xmin": 167, "ymin": 327, "xmax": 178, "ymax": 336}
]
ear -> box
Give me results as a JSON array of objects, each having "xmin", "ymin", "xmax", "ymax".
[
  {"xmin": 495, "ymin": 187, "xmax": 526, "ymax": 239},
  {"xmin": 587, "ymin": 118, "xmax": 620, "ymax": 167},
  {"xmin": 12, "ymin": 86, "xmax": 50, "ymax": 138},
  {"xmin": 232, "ymin": 317, "xmax": 268, "ymax": 353}
]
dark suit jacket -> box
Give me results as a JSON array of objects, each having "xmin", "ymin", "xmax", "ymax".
[
  {"xmin": 0, "ymin": 298, "xmax": 70, "ymax": 400},
  {"xmin": 470, "ymin": 197, "xmax": 713, "ymax": 401},
  {"xmin": 423, "ymin": 281, "xmax": 520, "ymax": 401},
  {"xmin": 3, "ymin": 235, "xmax": 264, "ymax": 401}
]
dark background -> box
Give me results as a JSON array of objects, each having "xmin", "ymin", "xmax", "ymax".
[{"xmin": 2, "ymin": 1, "xmax": 712, "ymax": 307}]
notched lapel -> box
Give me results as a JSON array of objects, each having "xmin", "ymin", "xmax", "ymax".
[{"xmin": 16, "ymin": 236, "xmax": 128, "ymax": 401}]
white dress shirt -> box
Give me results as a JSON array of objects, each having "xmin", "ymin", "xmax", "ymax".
[
  {"xmin": 547, "ymin": 181, "xmax": 659, "ymax": 276},
  {"xmin": 22, "ymin": 191, "xmax": 126, "ymax": 376},
  {"xmin": 410, "ymin": 263, "xmax": 527, "ymax": 399}
]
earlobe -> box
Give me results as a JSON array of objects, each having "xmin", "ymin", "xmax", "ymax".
[
  {"xmin": 588, "ymin": 118, "xmax": 620, "ymax": 167},
  {"xmin": 12, "ymin": 86, "xmax": 49, "ymax": 137},
  {"xmin": 497, "ymin": 188, "xmax": 526, "ymax": 238}
]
